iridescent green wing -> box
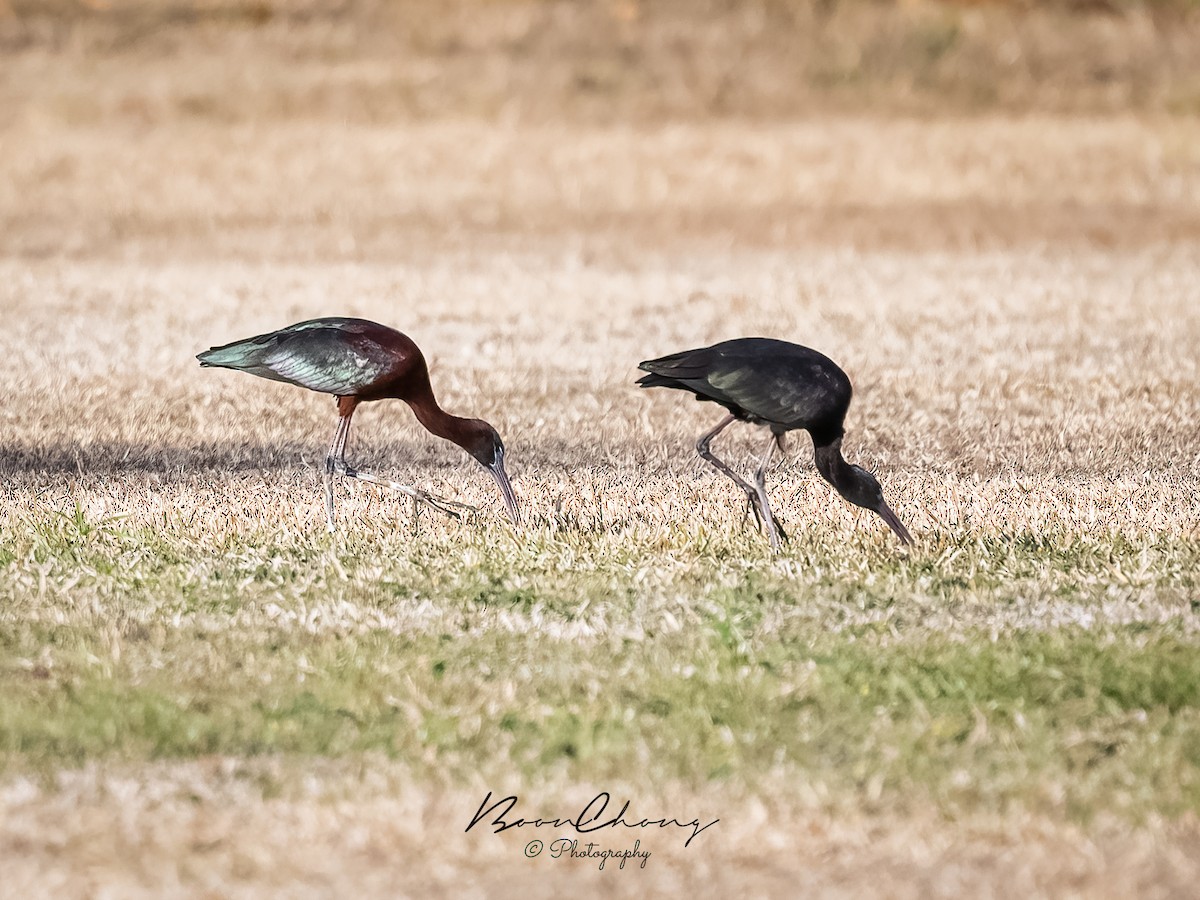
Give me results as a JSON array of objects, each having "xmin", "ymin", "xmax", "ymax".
[{"xmin": 262, "ymin": 326, "xmax": 394, "ymax": 395}]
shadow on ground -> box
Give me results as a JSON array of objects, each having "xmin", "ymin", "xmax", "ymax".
[{"xmin": 0, "ymin": 439, "xmax": 477, "ymax": 478}]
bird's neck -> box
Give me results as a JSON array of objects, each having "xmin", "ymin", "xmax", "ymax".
[
  {"xmin": 403, "ymin": 381, "xmax": 474, "ymax": 447},
  {"xmin": 813, "ymin": 438, "xmax": 854, "ymax": 495}
]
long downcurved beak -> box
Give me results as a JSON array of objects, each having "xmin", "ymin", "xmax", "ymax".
[
  {"xmin": 876, "ymin": 499, "xmax": 913, "ymax": 545},
  {"xmin": 487, "ymin": 453, "xmax": 521, "ymax": 525}
]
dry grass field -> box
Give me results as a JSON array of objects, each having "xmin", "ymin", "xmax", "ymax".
[{"xmin": 3, "ymin": 1, "xmax": 1200, "ymax": 897}]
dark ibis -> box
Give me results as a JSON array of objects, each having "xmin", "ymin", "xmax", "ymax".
[
  {"xmin": 637, "ymin": 337, "xmax": 911, "ymax": 550},
  {"xmin": 198, "ymin": 317, "xmax": 520, "ymax": 531}
]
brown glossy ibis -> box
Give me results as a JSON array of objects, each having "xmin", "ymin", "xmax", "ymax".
[
  {"xmin": 637, "ymin": 337, "xmax": 911, "ymax": 551},
  {"xmin": 198, "ymin": 317, "xmax": 520, "ymax": 532}
]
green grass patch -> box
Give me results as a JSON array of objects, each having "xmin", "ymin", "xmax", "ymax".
[
  {"xmin": 3, "ymin": 508, "xmax": 1199, "ymax": 821},
  {"xmin": 2, "ymin": 616, "xmax": 1198, "ymax": 822}
]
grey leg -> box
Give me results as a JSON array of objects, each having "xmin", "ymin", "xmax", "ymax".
[
  {"xmin": 322, "ymin": 409, "xmax": 475, "ymax": 530},
  {"xmin": 343, "ymin": 469, "xmax": 476, "ymax": 520},
  {"xmin": 753, "ymin": 432, "xmax": 788, "ymax": 551},
  {"xmin": 323, "ymin": 414, "xmax": 352, "ymax": 533},
  {"xmin": 696, "ymin": 414, "xmax": 767, "ymax": 534}
]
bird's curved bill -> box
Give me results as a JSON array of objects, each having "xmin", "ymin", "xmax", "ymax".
[
  {"xmin": 877, "ymin": 500, "xmax": 912, "ymax": 545},
  {"xmin": 487, "ymin": 454, "xmax": 521, "ymax": 525}
]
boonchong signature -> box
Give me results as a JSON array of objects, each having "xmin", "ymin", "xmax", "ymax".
[{"xmin": 466, "ymin": 791, "xmax": 720, "ymax": 848}]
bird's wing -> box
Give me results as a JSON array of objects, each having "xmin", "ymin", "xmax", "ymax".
[
  {"xmin": 639, "ymin": 339, "xmax": 852, "ymax": 434},
  {"xmin": 261, "ymin": 327, "xmax": 395, "ymax": 395},
  {"xmin": 704, "ymin": 358, "xmax": 846, "ymax": 426}
]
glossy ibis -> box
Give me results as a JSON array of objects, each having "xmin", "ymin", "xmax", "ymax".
[
  {"xmin": 198, "ymin": 317, "xmax": 519, "ymax": 531},
  {"xmin": 637, "ymin": 337, "xmax": 911, "ymax": 550}
]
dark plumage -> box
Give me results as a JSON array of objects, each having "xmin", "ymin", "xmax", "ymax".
[
  {"xmin": 198, "ymin": 317, "xmax": 519, "ymax": 530},
  {"xmin": 637, "ymin": 337, "xmax": 911, "ymax": 549}
]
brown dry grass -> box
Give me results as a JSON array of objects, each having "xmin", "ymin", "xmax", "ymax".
[
  {"xmin": 4, "ymin": 764, "xmax": 1200, "ymax": 899},
  {"xmin": 3, "ymin": 2, "xmax": 1200, "ymax": 897},
  {"xmin": 6, "ymin": 0, "xmax": 1200, "ymax": 120},
  {"xmin": 5, "ymin": 151, "xmax": 1200, "ymax": 893}
]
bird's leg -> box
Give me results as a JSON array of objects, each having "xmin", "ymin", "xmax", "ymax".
[
  {"xmin": 323, "ymin": 413, "xmax": 353, "ymax": 533},
  {"xmin": 696, "ymin": 414, "xmax": 765, "ymax": 533},
  {"xmin": 323, "ymin": 404, "xmax": 473, "ymax": 526},
  {"xmin": 343, "ymin": 470, "xmax": 476, "ymax": 520},
  {"xmin": 773, "ymin": 433, "xmax": 790, "ymax": 544},
  {"xmin": 754, "ymin": 432, "xmax": 788, "ymax": 551},
  {"xmin": 743, "ymin": 492, "xmax": 763, "ymax": 530}
]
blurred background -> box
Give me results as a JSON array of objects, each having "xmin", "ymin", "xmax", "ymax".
[
  {"xmin": 3, "ymin": 0, "xmax": 1200, "ymax": 266},
  {"xmin": 7, "ymin": 0, "xmax": 1200, "ymax": 120}
]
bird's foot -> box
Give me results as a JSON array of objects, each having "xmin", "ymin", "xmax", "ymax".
[
  {"xmin": 412, "ymin": 488, "xmax": 477, "ymax": 521},
  {"xmin": 327, "ymin": 458, "xmax": 354, "ymax": 477},
  {"xmin": 763, "ymin": 519, "xmax": 790, "ymax": 553},
  {"xmin": 345, "ymin": 469, "xmax": 476, "ymax": 522},
  {"xmin": 741, "ymin": 490, "xmax": 763, "ymax": 531},
  {"xmin": 774, "ymin": 519, "xmax": 790, "ymax": 545}
]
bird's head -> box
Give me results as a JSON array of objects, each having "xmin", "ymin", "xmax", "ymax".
[
  {"xmin": 461, "ymin": 419, "xmax": 521, "ymax": 525},
  {"xmin": 840, "ymin": 465, "xmax": 912, "ymax": 545}
]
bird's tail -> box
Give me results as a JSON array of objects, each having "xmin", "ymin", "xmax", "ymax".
[
  {"xmin": 635, "ymin": 371, "xmax": 680, "ymax": 389},
  {"xmin": 196, "ymin": 335, "xmax": 285, "ymax": 382},
  {"xmin": 636, "ymin": 347, "xmax": 712, "ymax": 387},
  {"xmin": 197, "ymin": 340, "xmax": 261, "ymax": 369}
]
